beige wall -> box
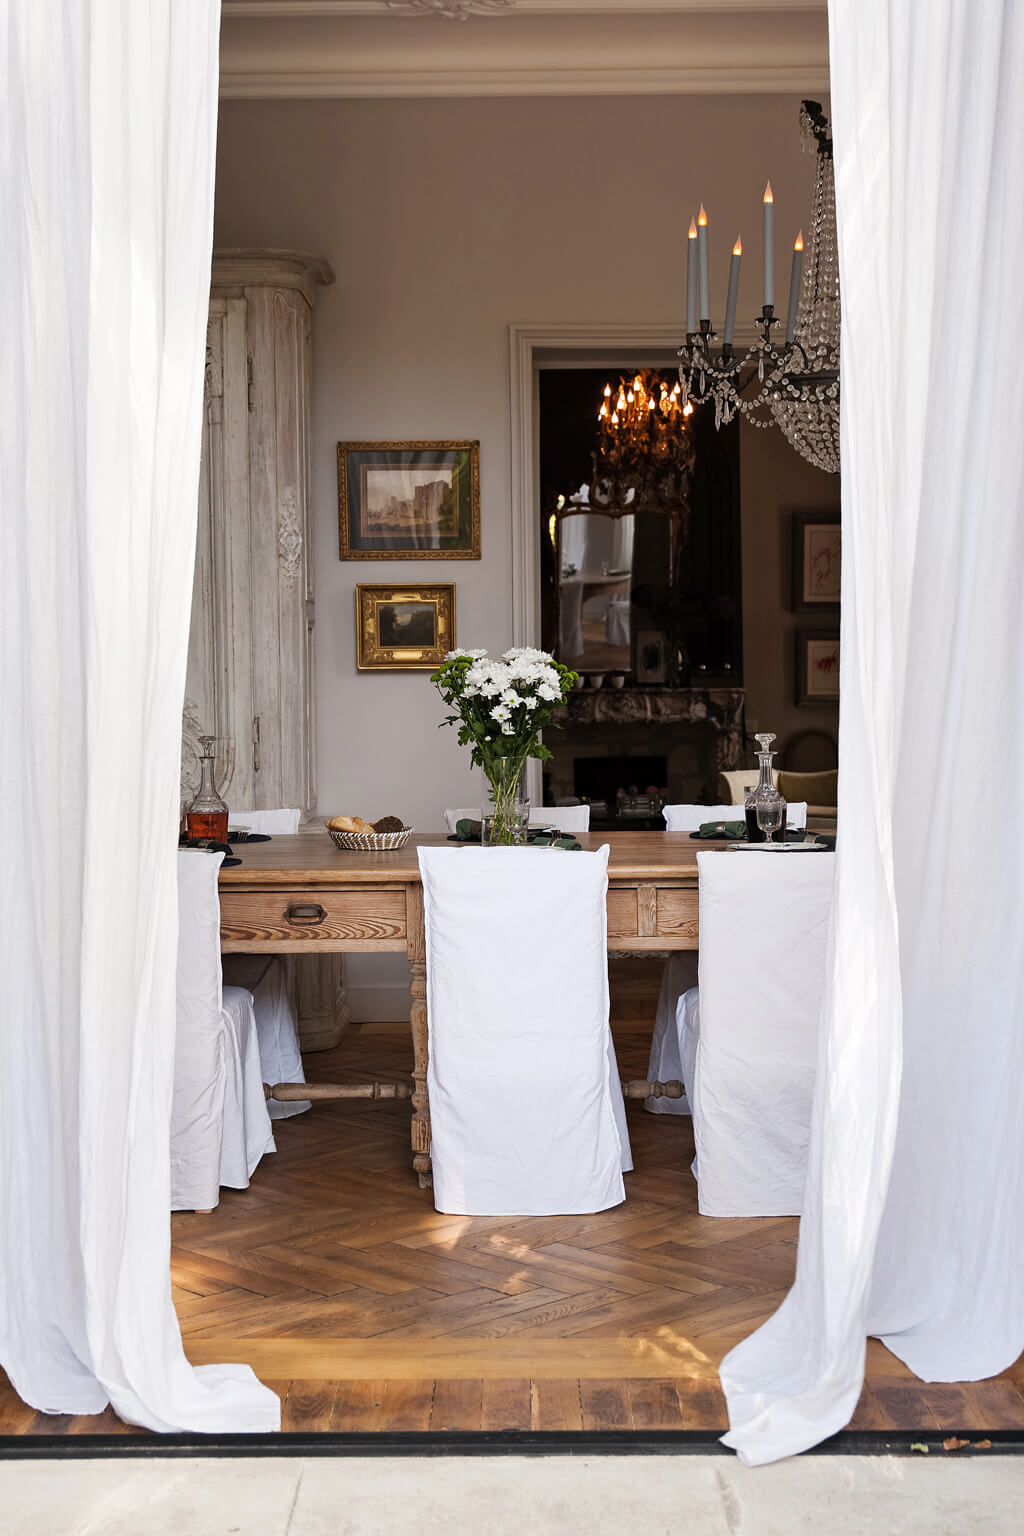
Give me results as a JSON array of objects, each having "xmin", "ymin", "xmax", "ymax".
[{"xmin": 214, "ymin": 93, "xmax": 838, "ymax": 1015}]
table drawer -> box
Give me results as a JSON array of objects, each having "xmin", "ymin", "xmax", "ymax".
[{"xmin": 220, "ymin": 887, "xmax": 408, "ymax": 950}]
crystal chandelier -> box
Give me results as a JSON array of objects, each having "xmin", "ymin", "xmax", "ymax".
[
  {"xmin": 590, "ymin": 368, "xmax": 696, "ymax": 510},
  {"xmin": 677, "ymin": 101, "xmax": 840, "ymax": 474}
]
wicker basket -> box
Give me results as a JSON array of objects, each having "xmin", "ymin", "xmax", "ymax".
[{"xmin": 325, "ymin": 824, "xmax": 413, "ymax": 852}]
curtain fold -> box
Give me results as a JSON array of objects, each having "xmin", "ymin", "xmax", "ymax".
[
  {"xmin": 719, "ymin": 0, "xmax": 1024, "ymax": 1464},
  {"xmin": 1, "ymin": 0, "xmax": 280, "ymax": 1431}
]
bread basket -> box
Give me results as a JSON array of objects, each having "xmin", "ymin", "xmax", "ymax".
[{"xmin": 325, "ymin": 823, "xmax": 413, "ymax": 852}]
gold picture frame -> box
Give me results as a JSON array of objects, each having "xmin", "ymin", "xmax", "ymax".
[
  {"xmin": 338, "ymin": 441, "xmax": 481, "ymax": 560},
  {"xmin": 356, "ymin": 584, "xmax": 456, "ymax": 671}
]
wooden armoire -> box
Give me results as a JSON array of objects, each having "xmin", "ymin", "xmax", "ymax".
[{"xmin": 182, "ymin": 249, "xmax": 347, "ymax": 1049}]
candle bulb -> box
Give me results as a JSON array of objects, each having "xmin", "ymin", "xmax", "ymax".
[
  {"xmin": 762, "ymin": 181, "xmax": 774, "ymax": 309},
  {"xmin": 724, "ymin": 235, "xmax": 742, "ymax": 346},
  {"xmin": 785, "ymin": 231, "xmax": 804, "ymax": 344},
  {"xmin": 697, "ymin": 204, "xmax": 710, "ymax": 323},
  {"xmin": 685, "ymin": 218, "xmax": 698, "ymax": 334}
]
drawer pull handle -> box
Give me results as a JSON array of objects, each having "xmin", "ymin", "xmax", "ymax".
[{"xmin": 285, "ymin": 902, "xmax": 327, "ymax": 926}]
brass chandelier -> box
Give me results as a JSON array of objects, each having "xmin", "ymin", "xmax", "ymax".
[{"xmin": 590, "ymin": 369, "xmax": 696, "ymax": 511}]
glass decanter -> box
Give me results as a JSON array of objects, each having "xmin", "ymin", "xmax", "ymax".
[
  {"xmin": 745, "ymin": 733, "xmax": 787, "ymax": 844},
  {"xmin": 185, "ymin": 736, "xmax": 229, "ymax": 844}
]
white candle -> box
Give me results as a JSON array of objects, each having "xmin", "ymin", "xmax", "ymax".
[
  {"xmin": 686, "ymin": 218, "xmax": 698, "ymax": 335},
  {"xmin": 697, "ymin": 203, "xmax": 710, "ymax": 322},
  {"xmin": 762, "ymin": 182, "xmax": 774, "ymax": 309},
  {"xmin": 785, "ymin": 231, "xmax": 804, "ymax": 343},
  {"xmin": 724, "ymin": 236, "xmax": 742, "ymax": 346}
]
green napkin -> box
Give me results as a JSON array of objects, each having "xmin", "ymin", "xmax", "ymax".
[
  {"xmin": 452, "ymin": 818, "xmax": 581, "ymax": 851},
  {"xmin": 696, "ymin": 819, "xmax": 747, "ymax": 839}
]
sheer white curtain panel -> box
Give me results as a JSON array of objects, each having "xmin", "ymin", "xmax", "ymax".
[
  {"xmin": 720, "ymin": 0, "xmax": 1024, "ymax": 1464},
  {"xmin": 0, "ymin": 0, "xmax": 279, "ymax": 1431}
]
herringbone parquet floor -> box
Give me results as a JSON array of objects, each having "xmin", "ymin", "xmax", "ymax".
[{"xmin": 3, "ymin": 961, "xmax": 1024, "ymax": 1437}]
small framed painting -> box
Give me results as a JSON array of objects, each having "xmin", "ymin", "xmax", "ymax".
[
  {"xmin": 338, "ymin": 441, "xmax": 481, "ymax": 560},
  {"xmin": 796, "ymin": 629, "xmax": 840, "ymax": 705},
  {"xmin": 792, "ymin": 510, "xmax": 841, "ymax": 612},
  {"xmin": 356, "ymin": 584, "xmax": 455, "ymax": 671}
]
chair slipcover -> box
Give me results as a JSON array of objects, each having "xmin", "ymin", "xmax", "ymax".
[
  {"xmin": 443, "ymin": 805, "xmax": 591, "ymax": 834},
  {"xmin": 662, "ymin": 802, "xmax": 808, "ymax": 832},
  {"xmin": 605, "ymin": 595, "xmax": 630, "ymax": 646},
  {"xmin": 223, "ymin": 807, "xmax": 310, "ymax": 1118},
  {"xmin": 418, "ymin": 844, "xmax": 630, "ymax": 1215},
  {"xmin": 173, "ymin": 852, "xmax": 275, "ymax": 1212},
  {"xmin": 680, "ymin": 851, "xmax": 834, "ymax": 1217},
  {"xmin": 644, "ymin": 952, "xmax": 698, "ymax": 1116}
]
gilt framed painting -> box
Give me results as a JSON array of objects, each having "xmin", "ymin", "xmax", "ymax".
[
  {"xmin": 338, "ymin": 441, "xmax": 481, "ymax": 560},
  {"xmin": 356, "ymin": 584, "xmax": 455, "ymax": 671},
  {"xmin": 791, "ymin": 510, "xmax": 841, "ymax": 612}
]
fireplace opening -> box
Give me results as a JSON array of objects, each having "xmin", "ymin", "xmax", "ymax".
[{"xmin": 572, "ymin": 754, "xmax": 668, "ymax": 829}]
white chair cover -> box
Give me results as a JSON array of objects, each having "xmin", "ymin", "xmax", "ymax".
[
  {"xmin": 223, "ymin": 808, "xmax": 309, "ymax": 1118},
  {"xmin": 173, "ymin": 852, "xmax": 275, "ymax": 1212},
  {"xmin": 662, "ymin": 802, "xmax": 808, "ymax": 831},
  {"xmin": 228, "ymin": 808, "xmax": 301, "ymax": 835},
  {"xmin": 605, "ymin": 595, "xmax": 631, "ymax": 646},
  {"xmin": 443, "ymin": 805, "xmax": 591, "ymax": 834},
  {"xmin": 644, "ymin": 952, "xmax": 698, "ymax": 1115},
  {"xmin": 418, "ymin": 844, "xmax": 630, "ymax": 1215},
  {"xmin": 681, "ymin": 851, "xmax": 834, "ymax": 1217}
]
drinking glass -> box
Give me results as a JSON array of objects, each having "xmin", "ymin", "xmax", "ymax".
[{"xmin": 756, "ymin": 793, "xmax": 785, "ymax": 844}]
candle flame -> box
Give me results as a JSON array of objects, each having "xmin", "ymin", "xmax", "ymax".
[
  {"xmin": 688, "ymin": 218, "xmax": 698, "ymax": 239},
  {"xmin": 610, "ymin": 412, "xmax": 619, "ymax": 426},
  {"xmin": 794, "ymin": 230, "xmax": 804, "ymax": 251},
  {"xmin": 599, "ymin": 403, "xmax": 608, "ymax": 418},
  {"xmin": 733, "ymin": 236, "xmax": 743, "ymax": 256},
  {"xmin": 603, "ymin": 383, "xmax": 612, "ymax": 397},
  {"xmin": 683, "ymin": 399, "xmax": 694, "ymax": 417},
  {"xmin": 763, "ymin": 182, "xmax": 774, "ymax": 204},
  {"xmin": 698, "ymin": 204, "xmax": 708, "ymax": 227}
]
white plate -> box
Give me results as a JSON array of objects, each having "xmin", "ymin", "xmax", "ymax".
[{"xmin": 728, "ymin": 840, "xmax": 825, "ymax": 852}]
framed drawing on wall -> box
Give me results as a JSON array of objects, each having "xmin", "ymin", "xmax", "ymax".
[
  {"xmin": 792, "ymin": 510, "xmax": 841, "ymax": 612},
  {"xmin": 796, "ymin": 629, "xmax": 840, "ymax": 705},
  {"xmin": 356, "ymin": 584, "xmax": 455, "ymax": 671},
  {"xmin": 338, "ymin": 441, "xmax": 481, "ymax": 560}
]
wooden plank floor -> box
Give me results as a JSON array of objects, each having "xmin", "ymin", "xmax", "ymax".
[{"xmin": 3, "ymin": 960, "xmax": 1024, "ymax": 1437}]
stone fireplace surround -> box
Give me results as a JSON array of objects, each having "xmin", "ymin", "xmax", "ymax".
[{"xmin": 543, "ymin": 687, "xmax": 745, "ymax": 812}]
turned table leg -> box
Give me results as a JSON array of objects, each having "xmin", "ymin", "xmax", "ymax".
[{"xmin": 406, "ymin": 884, "xmax": 432, "ymax": 1188}]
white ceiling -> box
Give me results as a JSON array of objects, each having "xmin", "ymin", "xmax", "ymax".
[{"xmin": 219, "ymin": 0, "xmax": 830, "ymax": 98}]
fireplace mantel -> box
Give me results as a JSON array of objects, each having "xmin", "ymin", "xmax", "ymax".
[{"xmin": 560, "ymin": 687, "xmax": 745, "ymax": 771}]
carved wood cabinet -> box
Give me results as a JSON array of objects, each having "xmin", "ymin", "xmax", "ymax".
[{"xmin": 183, "ymin": 249, "xmax": 348, "ymax": 1049}]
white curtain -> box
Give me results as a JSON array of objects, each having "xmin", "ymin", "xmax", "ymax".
[
  {"xmin": 0, "ymin": 2, "xmax": 279, "ymax": 1431},
  {"xmin": 721, "ymin": 0, "xmax": 1024, "ymax": 1463}
]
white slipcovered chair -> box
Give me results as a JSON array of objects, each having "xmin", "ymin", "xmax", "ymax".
[
  {"xmin": 662, "ymin": 801, "xmax": 808, "ymax": 831},
  {"xmin": 222, "ymin": 807, "xmax": 310, "ymax": 1119},
  {"xmin": 443, "ymin": 804, "xmax": 591, "ymax": 835},
  {"xmin": 418, "ymin": 844, "xmax": 631, "ymax": 1215},
  {"xmin": 605, "ymin": 595, "xmax": 630, "ymax": 647},
  {"xmin": 654, "ymin": 850, "xmax": 834, "ymax": 1216},
  {"xmin": 173, "ymin": 851, "xmax": 275, "ymax": 1212}
]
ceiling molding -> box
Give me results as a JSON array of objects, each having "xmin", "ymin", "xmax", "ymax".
[
  {"xmin": 220, "ymin": 5, "xmax": 829, "ymax": 99},
  {"xmin": 223, "ymin": 1, "xmax": 825, "ymax": 15},
  {"xmin": 220, "ymin": 64, "xmax": 828, "ymax": 98}
]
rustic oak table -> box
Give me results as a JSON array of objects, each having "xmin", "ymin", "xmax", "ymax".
[{"xmin": 219, "ymin": 831, "xmax": 706, "ymax": 1187}]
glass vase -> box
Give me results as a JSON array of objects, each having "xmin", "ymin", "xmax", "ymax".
[{"xmin": 481, "ymin": 760, "xmax": 530, "ymax": 846}]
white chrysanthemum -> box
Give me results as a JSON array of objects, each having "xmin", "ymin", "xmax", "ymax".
[
  {"xmin": 501, "ymin": 720, "xmax": 514, "ymax": 734},
  {"xmin": 503, "ymin": 646, "xmax": 552, "ymax": 665},
  {"xmin": 535, "ymin": 680, "xmax": 561, "ymax": 701},
  {"xmin": 444, "ymin": 647, "xmax": 487, "ymax": 662}
]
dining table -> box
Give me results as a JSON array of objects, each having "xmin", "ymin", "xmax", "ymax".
[{"xmin": 218, "ymin": 830, "xmax": 715, "ymax": 1187}]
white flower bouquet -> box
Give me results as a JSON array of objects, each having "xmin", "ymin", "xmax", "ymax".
[{"xmin": 430, "ymin": 646, "xmax": 578, "ymax": 844}]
